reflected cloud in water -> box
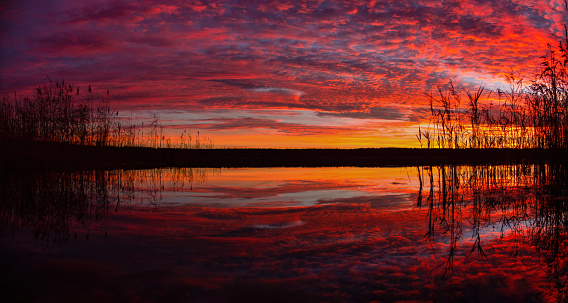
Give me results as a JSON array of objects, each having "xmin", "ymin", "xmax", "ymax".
[
  {"xmin": 1, "ymin": 165, "xmax": 567, "ymax": 302},
  {"xmin": 417, "ymin": 163, "xmax": 568, "ymax": 301}
]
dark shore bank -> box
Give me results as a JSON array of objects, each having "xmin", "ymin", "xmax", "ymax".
[{"xmin": 0, "ymin": 140, "xmax": 562, "ymax": 171}]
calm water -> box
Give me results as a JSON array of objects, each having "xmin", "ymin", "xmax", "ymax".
[{"xmin": 1, "ymin": 165, "xmax": 567, "ymax": 302}]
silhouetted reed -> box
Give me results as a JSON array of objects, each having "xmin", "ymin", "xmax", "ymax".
[
  {"xmin": 417, "ymin": 163, "xmax": 568, "ymax": 300},
  {"xmin": 0, "ymin": 79, "xmax": 213, "ymax": 149},
  {"xmin": 420, "ymin": 30, "xmax": 568, "ymax": 149},
  {"xmin": 0, "ymin": 167, "xmax": 217, "ymax": 244}
]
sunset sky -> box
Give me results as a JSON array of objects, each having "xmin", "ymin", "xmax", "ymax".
[{"xmin": 2, "ymin": 0, "xmax": 567, "ymax": 148}]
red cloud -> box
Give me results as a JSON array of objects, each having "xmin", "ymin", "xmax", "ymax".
[{"xmin": 2, "ymin": 0, "xmax": 565, "ymax": 147}]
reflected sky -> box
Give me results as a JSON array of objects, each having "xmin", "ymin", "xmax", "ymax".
[
  {"xmin": 0, "ymin": 166, "xmax": 564, "ymax": 302},
  {"xmin": 158, "ymin": 167, "xmax": 418, "ymax": 207}
]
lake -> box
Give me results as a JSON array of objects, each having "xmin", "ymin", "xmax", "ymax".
[{"xmin": 1, "ymin": 165, "xmax": 566, "ymax": 302}]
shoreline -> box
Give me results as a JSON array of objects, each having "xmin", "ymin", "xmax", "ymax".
[{"xmin": 1, "ymin": 140, "xmax": 561, "ymax": 171}]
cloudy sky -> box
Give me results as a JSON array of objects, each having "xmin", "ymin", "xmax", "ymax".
[{"xmin": 2, "ymin": 0, "xmax": 567, "ymax": 147}]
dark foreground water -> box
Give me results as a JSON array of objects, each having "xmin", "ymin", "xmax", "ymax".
[{"xmin": 1, "ymin": 165, "xmax": 567, "ymax": 302}]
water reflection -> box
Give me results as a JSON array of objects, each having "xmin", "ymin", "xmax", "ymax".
[
  {"xmin": 0, "ymin": 168, "xmax": 215, "ymax": 244},
  {"xmin": 418, "ymin": 163, "xmax": 568, "ymax": 301},
  {"xmin": 2, "ymin": 165, "xmax": 568, "ymax": 301}
]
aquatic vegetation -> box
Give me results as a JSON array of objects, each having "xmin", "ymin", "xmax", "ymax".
[
  {"xmin": 420, "ymin": 29, "xmax": 568, "ymax": 149},
  {"xmin": 3, "ymin": 165, "xmax": 568, "ymax": 301},
  {"xmin": 0, "ymin": 79, "xmax": 213, "ymax": 149},
  {"xmin": 0, "ymin": 167, "xmax": 215, "ymax": 244},
  {"xmin": 417, "ymin": 163, "xmax": 568, "ymax": 301}
]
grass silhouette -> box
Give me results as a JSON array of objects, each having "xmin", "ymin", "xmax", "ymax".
[
  {"xmin": 0, "ymin": 78, "xmax": 213, "ymax": 149},
  {"xmin": 420, "ymin": 28, "xmax": 568, "ymax": 149},
  {"xmin": 417, "ymin": 162, "xmax": 568, "ymax": 300}
]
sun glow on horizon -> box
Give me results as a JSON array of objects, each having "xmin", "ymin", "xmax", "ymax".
[{"xmin": 1, "ymin": 0, "xmax": 566, "ymax": 148}]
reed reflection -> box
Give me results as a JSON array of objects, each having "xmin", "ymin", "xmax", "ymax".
[
  {"xmin": 417, "ymin": 163, "xmax": 568, "ymax": 300},
  {"xmin": 0, "ymin": 167, "xmax": 216, "ymax": 244},
  {"xmin": 5, "ymin": 165, "xmax": 568, "ymax": 300}
]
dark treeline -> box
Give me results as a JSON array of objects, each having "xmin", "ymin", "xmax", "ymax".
[
  {"xmin": 0, "ymin": 79, "xmax": 212, "ymax": 148},
  {"xmin": 417, "ymin": 163, "xmax": 568, "ymax": 301},
  {"xmin": 419, "ymin": 29, "xmax": 568, "ymax": 149},
  {"xmin": 1, "ymin": 143, "xmax": 559, "ymax": 171}
]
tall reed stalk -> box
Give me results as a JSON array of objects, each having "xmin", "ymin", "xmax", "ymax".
[
  {"xmin": 420, "ymin": 25, "xmax": 568, "ymax": 149},
  {"xmin": 0, "ymin": 80, "xmax": 213, "ymax": 149}
]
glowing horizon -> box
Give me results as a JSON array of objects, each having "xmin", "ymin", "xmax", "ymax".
[{"xmin": 2, "ymin": 0, "xmax": 567, "ymax": 148}]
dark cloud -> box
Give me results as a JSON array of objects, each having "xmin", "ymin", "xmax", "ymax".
[
  {"xmin": 247, "ymin": 87, "xmax": 304, "ymax": 96},
  {"xmin": 63, "ymin": 3, "xmax": 140, "ymax": 24},
  {"xmin": 197, "ymin": 96, "xmax": 304, "ymax": 110},
  {"xmin": 1, "ymin": 0, "xmax": 565, "ymax": 146},
  {"xmin": 184, "ymin": 117, "xmax": 355, "ymax": 135},
  {"xmin": 36, "ymin": 30, "xmax": 115, "ymax": 53},
  {"xmin": 127, "ymin": 35, "xmax": 175, "ymax": 47},
  {"xmin": 209, "ymin": 79, "xmax": 262, "ymax": 89},
  {"xmin": 317, "ymin": 106, "xmax": 406, "ymax": 120}
]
